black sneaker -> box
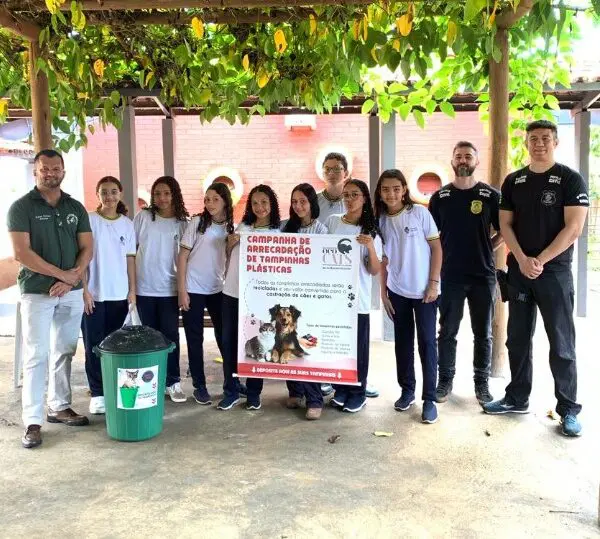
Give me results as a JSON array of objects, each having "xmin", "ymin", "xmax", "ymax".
[
  {"xmin": 330, "ymin": 390, "xmax": 348, "ymax": 408},
  {"xmin": 435, "ymin": 379, "xmax": 453, "ymax": 403},
  {"xmin": 474, "ymin": 381, "xmax": 493, "ymax": 404},
  {"xmin": 193, "ymin": 387, "xmax": 212, "ymax": 405},
  {"xmin": 394, "ymin": 391, "xmax": 416, "ymax": 411}
]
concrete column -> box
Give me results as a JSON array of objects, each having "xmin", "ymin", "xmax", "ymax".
[
  {"xmin": 118, "ymin": 103, "xmax": 138, "ymax": 216},
  {"xmin": 380, "ymin": 114, "xmax": 396, "ymax": 342},
  {"xmin": 162, "ymin": 117, "xmax": 175, "ymax": 177},
  {"xmin": 574, "ymin": 110, "xmax": 590, "ymax": 318}
]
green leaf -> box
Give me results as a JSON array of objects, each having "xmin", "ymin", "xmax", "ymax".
[
  {"xmin": 361, "ymin": 98, "xmax": 375, "ymax": 115},
  {"xmin": 398, "ymin": 102, "xmax": 411, "ymax": 121},
  {"xmin": 426, "ymin": 100, "xmax": 437, "ymax": 115},
  {"xmin": 412, "ymin": 108, "xmax": 425, "ymax": 128},
  {"xmin": 388, "ymin": 82, "xmax": 408, "ymax": 94},
  {"xmin": 440, "ymin": 101, "xmax": 455, "ymax": 118},
  {"xmin": 110, "ymin": 90, "xmax": 120, "ymax": 105},
  {"xmin": 545, "ymin": 94, "xmax": 560, "ymax": 110},
  {"xmin": 464, "ymin": 0, "xmax": 486, "ymax": 22}
]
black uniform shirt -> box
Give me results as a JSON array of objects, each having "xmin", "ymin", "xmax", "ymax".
[
  {"xmin": 429, "ymin": 182, "xmax": 500, "ymax": 284},
  {"xmin": 500, "ymin": 163, "xmax": 589, "ymax": 270}
]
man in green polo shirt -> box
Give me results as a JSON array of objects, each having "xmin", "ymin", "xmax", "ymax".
[{"xmin": 7, "ymin": 149, "xmax": 93, "ymax": 449}]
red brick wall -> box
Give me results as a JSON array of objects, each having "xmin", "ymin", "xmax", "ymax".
[{"xmin": 82, "ymin": 112, "xmax": 489, "ymax": 219}]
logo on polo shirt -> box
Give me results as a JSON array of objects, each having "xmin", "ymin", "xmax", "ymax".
[
  {"xmin": 541, "ymin": 190, "xmax": 557, "ymax": 206},
  {"xmin": 478, "ymin": 188, "xmax": 491, "ymax": 198},
  {"xmin": 576, "ymin": 193, "xmax": 589, "ymax": 205},
  {"xmin": 66, "ymin": 214, "xmax": 78, "ymax": 225},
  {"xmin": 470, "ymin": 200, "xmax": 483, "ymax": 214},
  {"xmin": 515, "ymin": 176, "xmax": 527, "ymax": 185},
  {"xmin": 548, "ymin": 175, "xmax": 561, "ymax": 184}
]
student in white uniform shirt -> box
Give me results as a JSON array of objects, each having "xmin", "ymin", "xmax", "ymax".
[
  {"xmin": 317, "ymin": 152, "xmax": 347, "ymax": 224},
  {"xmin": 134, "ymin": 176, "xmax": 189, "ymax": 403},
  {"xmin": 217, "ymin": 184, "xmax": 281, "ymax": 412},
  {"xmin": 82, "ymin": 177, "xmax": 137, "ymax": 415},
  {"xmin": 316, "ymin": 152, "xmax": 379, "ymax": 399},
  {"xmin": 281, "ymin": 183, "xmax": 328, "ymax": 420},
  {"xmin": 325, "ymin": 179, "xmax": 382, "ymax": 414},
  {"xmin": 177, "ymin": 183, "xmax": 234, "ymax": 406},
  {"xmin": 376, "ymin": 169, "xmax": 442, "ymax": 424}
]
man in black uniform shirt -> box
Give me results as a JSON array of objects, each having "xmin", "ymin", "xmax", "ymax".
[
  {"xmin": 429, "ymin": 142, "xmax": 502, "ymax": 405},
  {"xmin": 483, "ymin": 120, "xmax": 588, "ymax": 438}
]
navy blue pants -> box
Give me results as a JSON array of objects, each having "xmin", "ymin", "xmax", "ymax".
[
  {"xmin": 182, "ymin": 292, "xmax": 224, "ymax": 390},
  {"xmin": 332, "ymin": 313, "xmax": 370, "ymax": 399},
  {"xmin": 81, "ymin": 300, "xmax": 129, "ymax": 397},
  {"xmin": 388, "ymin": 289, "xmax": 438, "ymax": 402},
  {"xmin": 136, "ymin": 295, "xmax": 181, "ymax": 387},
  {"xmin": 222, "ymin": 294, "xmax": 240, "ymax": 397},
  {"xmin": 505, "ymin": 261, "xmax": 581, "ymax": 417},
  {"xmin": 438, "ymin": 279, "xmax": 495, "ymax": 383},
  {"xmin": 287, "ymin": 381, "xmax": 323, "ymax": 408}
]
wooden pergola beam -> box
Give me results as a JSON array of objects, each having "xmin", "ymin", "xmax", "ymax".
[
  {"xmin": 0, "ymin": 7, "xmax": 40, "ymax": 40},
  {"xmin": 12, "ymin": 0, "xmax": 374, "ymax": 11},
  {"xmin": 89, "ymin": 7, "xmax": 314, "ymax": 25}
]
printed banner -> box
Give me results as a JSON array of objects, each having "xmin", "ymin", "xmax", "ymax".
[
  {"xmin": 237, "ymin": 232, "xmax": 360, "ymax": 385},
  {"xmin": 117, "ymin": 366, "xmax": 159, "ymax": 410}
]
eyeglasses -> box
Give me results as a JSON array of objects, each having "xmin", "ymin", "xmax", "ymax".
[
  {"xmin": 324, "ymin": 166, "xmax": 344, "ymax": 174},
  {"xmin": 342, "ymin": 192, "xmax": 363, "ymax": 200}
]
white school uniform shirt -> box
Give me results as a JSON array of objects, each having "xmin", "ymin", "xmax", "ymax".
[
  {"xmin": 379, "ymin": 204, "xmax": 440, "ymax": 300},
  {"xmin": 87, "ymin": 212, "xmax": 136, "ymax": 302},
  {"xmin": 133, "ymin": 209, "xmax": 186, "ymax": 297},
  {"xmin": 223, "ymin": 223, "xmax": 279, "ymax": 299},
  {"xmin": 280, "ymin": 219, "xmax": 329, "ymax": 234},
  {"xmin": 317, "ymin": 191, "xmax": 345, "ymax": 224},
  {"xmin": 325, "ymin": 215, "xmax": 383, "ymax": 314},
  {"xmin": 180, "ymin": 216, "xmax": 228, "ymax": 295}
]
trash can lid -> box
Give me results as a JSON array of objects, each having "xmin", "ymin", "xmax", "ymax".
[{"xmin": 97, "ymin": 325, "xmax": 173, "ymax": 354}]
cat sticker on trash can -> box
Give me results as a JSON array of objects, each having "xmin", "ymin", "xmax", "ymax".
[{"xmin": 117, "ymin": 366, "xmax": 159, "ymax": 409}]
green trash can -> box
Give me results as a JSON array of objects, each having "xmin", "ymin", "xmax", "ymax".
[{"xmin": 94, "ymin": 325, "xmax": 175, "ymax": 442}]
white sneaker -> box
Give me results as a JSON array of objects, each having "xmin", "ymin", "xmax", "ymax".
[
  {"xmin": 89, "ymin": 396, "xmax": 105, "ymax": 415},
  {"xmin": 166, "ymin": 382, "xmax": 187, "ymax": 403}
]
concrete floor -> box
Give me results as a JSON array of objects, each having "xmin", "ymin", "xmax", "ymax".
[{"xmin": 0, "ymin": 303, "xmax": 599, "ymax": 538}]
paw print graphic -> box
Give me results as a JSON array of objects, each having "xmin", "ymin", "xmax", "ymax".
[
  {"xmin": 348, "ymin": 285, "xmax": 353, "ymax": 290},
  {"xmin": 348, "ymin": 302, "xmax": 353, "ymax": 308},
  {"xmin": 348, "ymin": 293, "xmax": 356, "ymax": 301},
  {"xmin": 250, "ymin": 314, "xmax": 256, "ymax": 325}
]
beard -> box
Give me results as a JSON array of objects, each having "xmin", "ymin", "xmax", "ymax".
[
  {"xmin": 452, "ymin": 164, "xmax": 476, "ymax": 177},
  {"xmin": 41, "ymin": 176, "xmax": 63, "ymax": 189}
]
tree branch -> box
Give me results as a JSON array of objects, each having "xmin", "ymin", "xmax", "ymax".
[{"xmin": 496, "ymin": 0, "xmax": 537, "ymax": 29}]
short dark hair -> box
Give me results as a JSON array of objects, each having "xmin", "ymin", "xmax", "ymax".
[
  {"xmin": 34, "ymin": 149, "xmax": 64, "ymax": 167},
  {"xmin": 453, "ymin": 141, "xmax": 478, "ymax": 154},
  {"xmin": 322, "ymin": 152, "xmax": 348, "ymax": 171},
  {"xmin": 526, "ymin": 120, "xmax": 557, "ymax": 136}
]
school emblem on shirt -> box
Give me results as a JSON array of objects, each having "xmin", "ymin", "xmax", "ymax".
[
  {"xmin": 541, "ymin": 190, "xmax": 556, "ymax": 207},
  {"xmin": 470, "ymin": 200, "xmax": 483, "ymax": 215},
  {"xmin": 66, "ymin": 213, "xmax": 78, "ymax": 226}
]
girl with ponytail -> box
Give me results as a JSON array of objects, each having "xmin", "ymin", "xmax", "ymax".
[{"xmin": 82, "ymin": 176, "xmax": 137, "ymax": 415}]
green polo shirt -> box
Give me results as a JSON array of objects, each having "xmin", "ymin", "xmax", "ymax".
[{"xmin": 7, "ymin": 187, "xmax": 91, "ymax": 294}]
